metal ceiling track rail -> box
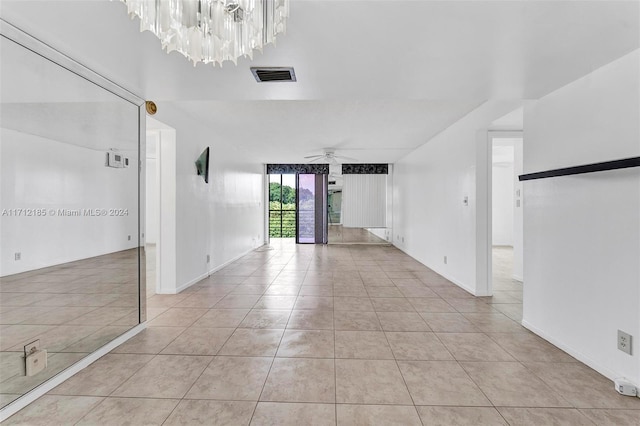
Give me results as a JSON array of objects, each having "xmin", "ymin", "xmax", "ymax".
[{"xmin": 519, "ymin": 157, "xmax": 640, "ymax": 181}]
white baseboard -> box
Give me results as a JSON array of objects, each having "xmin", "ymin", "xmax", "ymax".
[
  {"xmin": 392, "ymin": 244, "xmax": 476, "ymax": 296},
  {"xmin": 0, "ymin": 323, "xmax": 146, "ymax": 422},
  {"xmin": 521, "ymin": 319, "xmax": 639, "ymax": 390},
  {"xmin": 173, "ymin": 247, "xmax": 258, "ymax": 294}
]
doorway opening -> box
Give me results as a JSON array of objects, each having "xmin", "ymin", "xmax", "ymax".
[
  {"xmin": 267, "ymin": 171, "xmax": 328, "ymax": 244},
  {"xmin": 145, "ymin": 117, "xmax": 177, "ymax": 295},
  {"xmin": 488, "ymin": 132, "xmax": 524, "ymax": 319}
]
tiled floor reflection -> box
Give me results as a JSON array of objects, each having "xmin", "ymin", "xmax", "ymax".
[
  {"xmin": 0, "ymin": 249, "xmax": 139, "ymax": 407},
  {"xmin": 5, "ymin": 241, "xmax": 640, "ymax": 424},
  {"xmin": 328, "ymin": 225, "xmax": 389, "ymax": 245}
]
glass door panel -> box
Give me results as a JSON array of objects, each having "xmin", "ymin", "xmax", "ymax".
[
  {"xmin": 296, "ymin": 174, "xmax": 327, "ymax": 244},
  {"xmin": 268, "ymin": 174, "xmax": 296, "ymax": 238}
]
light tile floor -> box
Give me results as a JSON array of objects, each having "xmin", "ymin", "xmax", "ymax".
[
  {"xmin": 328, "ymin": 226, "xmax": 389, "ymax": 245},
  {"xmin": 0, "ymin": 249, "xmax": 139, "ymax": 407},
  {"xmin": 5, "ymin": 241, "xmax": 640, "ymax": 425}
]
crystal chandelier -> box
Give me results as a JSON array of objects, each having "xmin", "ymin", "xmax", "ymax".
[{"xmin": 119, "ymin": 0, "xmax": 289, "ymax": 67}]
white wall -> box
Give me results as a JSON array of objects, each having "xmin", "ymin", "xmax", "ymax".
[
  {"xmin": 0, "ymin": 128, "xmax": 138, "ymax": 276},
  {"xmin": 153, "ymin": 105, "xmax": 264, "ymax": 293},
  {"xmin": 523, "ymin": 49, "xmax": 640, "ymax": 386},
  {"xmin": 492, "ymin": 161, "xmax": 514, "ymax": 246},
  {"xmin": 343, "ymin": 174, "xmax": 387, "ymax": 228},
  {"xmin": 393, "ymin": 101, "xmax": 521, "ymax": 296}
]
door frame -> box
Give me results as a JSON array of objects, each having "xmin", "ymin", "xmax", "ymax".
[{"xmin": 484, "ymin": 130, "xmax": 523, "ymax": 296}]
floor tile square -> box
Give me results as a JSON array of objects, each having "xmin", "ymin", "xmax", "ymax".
[
  {"xmin": 238, "ymin": 310, "xmax": 291, "ymax": 329},
  {"xmin": 437, "ymin": 333, "xmax": 516, "ymax": 361},
  {"xmin": 386, "ymin": 332, "xmax": 453, "ymax": 360},
  {"xmin": 112, "ymin": 355, "xmax": 211, "ymax": 399},
  {"xmin": 146, "ymin": 307, "xmax": 208, "ymax": 327},
  {"xmin": 192, "ymin": 309, "xmax": 249, "ymax": 328},
  {"xmin": 335, "ymin": 359, "xmax": 412, "ymax": 404},
  {"xmin": 214, "ymin": 295, "xmax": 261, "ymax": 309},
  {"xmin": 409, "ymin": 298, "xmax": 456, "ymax": 313},
  {"xmin": 579, "ymin": 409, "xmax": 640, "ymax": 426},
  {"xmin": 497, "ymin": 407, "xmax": 595, "ymax": 425},
  {"xmin": 76, "ymin": 397, "xmax": 178, "ymax": 425},
  {"xmin": 218, "ymin": 328, "xmax": 284, "ymax": 356},
  {"xmin": 461, "ymin": 313, "xmax": 524, "ymax": 333},
  {"xmin": 416, "ymin": 406, "xmax": 507, "ymax": 425},
  {"xmin": 252, "ymin": 402, "xmax": 336, "ymax": 426},
  {"xmin": 160, "ymin": 327, "xmax": 235, "ymax": 355},
  {"xmin": 419, "ymin": 313, "xmax": 479, "ymax": 333},
  {"xmin": 337, "ymin": 404, "xmax": 422, "ymax": 426},
  {"xmin": 185, "ymin": 356, "xmax": 272, "ymax": 400},
  {"xmin": 253, "ymin": 296, "xmax": 297, "ymax": 310},
  {"xmin": 163, "ymin": 400, "xmax": 255, "ymax": 426},
  {"xmin": 377, "ymin": 312, "xmax": 430, "ymax": 331},
  {"xmin": 277, "ymin": 330, "xmax": 335, "ymax": 358},
  {"xmin": 398, "ymin": 361, "xmax": 491, "ymax": 406},
  {"xmin": 298, "ymin": 286, "xmax": 334, "ymax": 296},
  {"xmin": 334, "ymin": 297, "xmax": 374, "ymax": 312},
  {"xmin": 111, "ymin": 327, "xmax": 185, "ymax": 354},
  {"xmin": 261, "ymin": 358, "xmax": 335, "ymax": 403},
  {"xmin": 49, "ymin": 354, "xmax": 154, "ymax": 396},
  {"xmin": 371, "ymin": 298, "xmax": 416, "ymax": 312},
  {"xmin": 287, "ymin": 310, "xmax": 334, "ymax": 330},
  {"xmin": 294, "ymin": 296, "xmax": 334, "ymax": 310},
  {"xmin": 334, "ymin": 311, "xmax": 381, "ymax": 331},
  {"xmin": 487, "ymin": 332, "xmax": 576, "ymax": 363},
  {"xmin": 365, "ymin": 287, "xmax": 404, "ymax": 298},
  {"xmin": 460, "ymin": 361, "xmax": 570, "ymax": 407},
  {"xmin": 334, "ymin": 331, "xmax": 394, "ymax": 359}
]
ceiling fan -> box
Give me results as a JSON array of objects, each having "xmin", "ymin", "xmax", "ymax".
[{"xmin": 304, "ymin": 149, "xmax": 357, "ymax": 165}]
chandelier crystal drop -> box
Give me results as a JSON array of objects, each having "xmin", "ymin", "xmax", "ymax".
[{"xmin": 119, "ymin": 0, "xmax": 289, "ymax": 67}]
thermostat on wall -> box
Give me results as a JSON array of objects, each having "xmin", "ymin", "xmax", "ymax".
[{"xmin": 106, "ymin": 151, "xmax": 128, "ymax": 168}]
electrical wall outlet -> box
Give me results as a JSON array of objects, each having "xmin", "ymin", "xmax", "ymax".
[
  {"xmin": 127, "ymin": 235, "xmax": 131, "ymax": 241},
  {"xmin": 614, "ymin": 378, "xmax": 638, "ymax": 397},
  {"xmin": 24, "ymin": 340, "xmax": 47, "ymax": 376},
  {"xmin": 25, "ymin": 349, "xmax": 47, "ymax": 376},
  {"xmin": 24, "ymin": 340, "xmax": 40, "ymax": 357},
  {"xmin": 618, "ymin": 330, "xmax": 632, "ymax": 355},
  {"xmin": 444, "ymin": 256, "xmax": 447, "ymax": 264},
  {"xmin": 206, "ymin": 254, "xmax": 210, "ymax": 263},
  {"xmin": 14, "ymin": 252, "xmax": 21, "ymax": 261}
]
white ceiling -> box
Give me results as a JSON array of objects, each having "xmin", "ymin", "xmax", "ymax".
[{"xmin": 1, "ymin": 0, "xmax": 638, "ymax": 163}]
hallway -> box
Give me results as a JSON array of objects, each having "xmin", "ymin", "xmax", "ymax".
[{"xmin": 6, "ymin": 241, "xmax": 640, "ymax": 425}]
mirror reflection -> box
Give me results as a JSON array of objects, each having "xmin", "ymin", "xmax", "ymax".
[
  {"xmin": 327, "ymin": 173, "xmax": 391, "ymax": 245},
  {"xmin": 0, "ymin": 35, "xmax": 140, "ymax": 408}
]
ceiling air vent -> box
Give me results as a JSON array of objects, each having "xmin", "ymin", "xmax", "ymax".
[{"xmin": 250, "ymin": 67, "xmax": 296, "ymax": 83}]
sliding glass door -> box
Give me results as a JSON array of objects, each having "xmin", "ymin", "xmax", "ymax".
[
  {"xmin": 269, "ymin": 174, "xmax": 296, "ymax": 238},
  {"xmin": 296, "ymin": 174, "xmax": 328, "ymax": 244}
]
